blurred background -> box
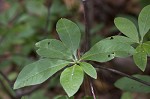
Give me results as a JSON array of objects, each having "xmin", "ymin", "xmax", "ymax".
[{"xmin": 0, "ymin": 0, "xmax": 150, "ymax": 99}]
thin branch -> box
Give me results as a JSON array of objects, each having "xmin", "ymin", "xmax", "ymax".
[
  {"xmin": 0, "ymin": 71, "xmax": 13, "ymax": 88},
  {"xmin": 15, "ymin": 84, "xmax": 42, "ymax": 98},
  {"xmin": 0, "ymin": 79, "xmax": 16, "ymax": 99},
  {"xmin": 89, "ymin": 79, "xmax": 96, "ymax": 99},
  {"xmin": 93, "ymin": 63, "xmax": 150, "ymax": 86},
  {"xmin": 82, "ymin": 0, "xmax": 91, "ymax": 52},
  {"xmin": 82, "ymin": 0, "xmax": 96, "ymax": 98},
  {"xmin": 45, "ymin": 5, "xmax": 51, "ymax": 34}
]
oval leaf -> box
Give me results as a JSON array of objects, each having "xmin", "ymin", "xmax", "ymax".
[
  {"xmin": 56, "ymin": 18, "xmax": 81, "ymax": 55},
  {"xmin": 60, "ymin": 65, "xmax": 84, "ymax": 97},
  {"xmin": 114, "ymin": 17, "xmax": 139, "ymax": 43},
  {"xmin": 143, "ymin": 41, "xmax": 150, "ymax": 56},
  {"xmin": 115, "ymin": 75, "xmax": 150, "ymax": 93},
  {"xmin": 36, "ymin": 39, "xmax": 72, "ymax": 60},
  {"xmin": 14, "ymin": 59, "xmax": 70, "ymax": 89},
  {"xmin": 138, "ymin": 5, "xmax": 150, "ymax": 39},
  {"xmin": 133, "ymin": 45, "xmax": 147, "ymax": 71},
  {"xmin": 81, "ymin": 39, "xmax": 135, "ymax": 62},
  {"xmin": 121, "ymin": 92, "xmax": 133, "ymax": 99},
  {"xmin": 80, "ymin": 62, "xmax": 97, "ymax": 79}
]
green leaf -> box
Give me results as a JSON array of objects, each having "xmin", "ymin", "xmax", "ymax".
[
  {"xmin": 22, "ymin": 90, "xmax": 48, "ymax": 99},
  {"xmin": 143, "ymin": 41, "xmax": 150, "ymax": 56},
  {"xmin": 138, "ymin": 5, "xmax": 150, "ymax": 39},
  {"xmin": 114, "ymin": 17, "xmax": 139, "ymax": 43},
  {"xmin": 121, "ymin": 92, "xmax": 133, "ymax": 99},
  {"xmin": 60, "ymin": 65, "xmax": 84, "ymax": 97},
  {"xmin": 80, "ymin": 62, "xmax": 97, "ymax": 79},
  {"xmin": 115, "ymin": 75, "xmax": 150, "ymax": 93},
  {"xmin": 56, "ymin": 18, "xmax": 81, "ymax": 55},
  {"xmin": 81, "ymin": 39, "xmax": 135, "ymax": 62},
  {"xmin": 36, "ymin": 39, "xmax": 72, "ymax": 60},
  {"xmin": 25, "ymin": 0, "xmax": 47, "ymax": 16},
  {"xmin": 133, "ymin": 45, "xmax": 147, "ymax": 71},
  {"xmin": 54, "ymin": 95, "xmax": 74, "ymax": 99},
  {"xmin": 107, "ymin": 36, "xmax": 135, "ymax": 44},
  {"xmin": 14, "ymin": 59, "xmax": 70, "ymax": 89}
]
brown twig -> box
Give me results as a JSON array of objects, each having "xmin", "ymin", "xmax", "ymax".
[
  {"xmin": 82, "ymin": 0, "xmax": 96, "ymax": 98},
  {"xmin": 15, "ymin": 84, "xmax": 42, "ymax": 98},
  {"xmin": 93, "ymin": 63, "xmax": 150, "ymax": 86},
  {"xmin": 82, "ymin": 0, "xmax": 91, "ymax": 52},
  {"xmin": 0, "ymin": 71, "xmax": 13, "ymax": 88},
  {"xmin": 0, "ymin": 79, "xmax": 16, "ymax": 99}
]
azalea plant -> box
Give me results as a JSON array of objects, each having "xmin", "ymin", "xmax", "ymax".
[{"xmin": 14, "ymin": 4, "xmax": 150, "ymax": 98}]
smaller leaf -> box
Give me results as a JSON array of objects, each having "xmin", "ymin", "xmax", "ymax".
[
  {"xmin": 114, "ymin": 17, "xmax": 139, "ymax": 43},
  {"xmin": 133, "ymin": 45, "xmax": 147, "ymax": 71},
  {"xmin": 80, "ymin": 62, "xmax": 97, "ymax": 79},
  {"xmin": 138, "ymin": 5, "xmax": 150, "ymax": 39},
  {"xmin": 115, "ymin": 75, "xmax": 150, "ymax": 93},
  {"xmin": 143, "ymin": 41, "xmax": 150, "ymax": 56},
  {"xmin": 36, "ymin": 39, "xmax": 72, "ymax": 60},
  {"xmin": 60, "ymin": 65, "xmax": 84, "ymax": 97},
  {"xmin": 121, "ymin": 92, "xmax": 133, "ymax": 99}
]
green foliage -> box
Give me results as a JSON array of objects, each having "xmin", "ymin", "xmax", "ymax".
[
  {"xmin": 36, "ymin": 39, "xmax": 73, "ymax": 60},
  {"xmin": 54, "ymin": 95, "xmax": 74, "ymax": 99},
  {"xmin": 80, "ymin": 62, "xmax": 97, "ymax": 79},
  {"xmin": 133, "ymin": 45, "xmax": 147, "ymax": 71},
  {"xmin": 115, "ymin": 75, "xmax": 150, "ymax": 93},
  {"xmin": 81, "ymin": 39, "xmax": 135, "ymax": 62},
  {"xmin": 14, "ymin": 4, "xmax": 150, "ymax": 97},
  {"xmin": 121, "ymin": 92, "xmax": 133, "ymax": 99},
  {"xmin": 14, "ymin": 59, "xmax": 70, "ymax": 89},
  {"xmin": 138, "ymin": 5, "xmax": 150, "ymax": 40},
  {"xmin": 114, "ymin": 17, "xmax": 139, "ymax": 43},
  {"xmin": 142, "ymin": 41, "xmax": 150, "ymax": 56},
  {"xmin": 56, "ymin": 18, "xmax": 81, "ymax": 55},
  {"xmin": 114, "ymin": 4, "xmax": 150, "ymax": 71},
  {"xmin": 60, "ymin": 65, "xmax": 84, "ymax": 97},
  {"xmin": 21, "ymin": 90, "xmax": 48, "ymax": 99}
]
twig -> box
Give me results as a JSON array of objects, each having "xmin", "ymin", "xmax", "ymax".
[
  {"xmin": 0, "ymin": 71, "xmax": 13, "ymax": 88},
  {"xmin": 93, "ymin": 63, "xmax": 150, "ymax": 86},
  {"xmin": 82, "ymin": 0, "xmax": 96, "ymax": 98},
  {"xmin": 82, "ymin": 0, "xmax": 91, "ymax": 52},
  {"xmin": 89, "ymin": 79, "xmax": 96, "ymax": 99},
  {"xmin": 45, "ymin": 5, "xmax": 51, "ymax": 34},
  {"xmin": 15, "ymin": 84, "xmax": 42, "ymax": 98},
  {"xmin": 0, "ymin": 79, "xmax": 16, "ymax": 99}
]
